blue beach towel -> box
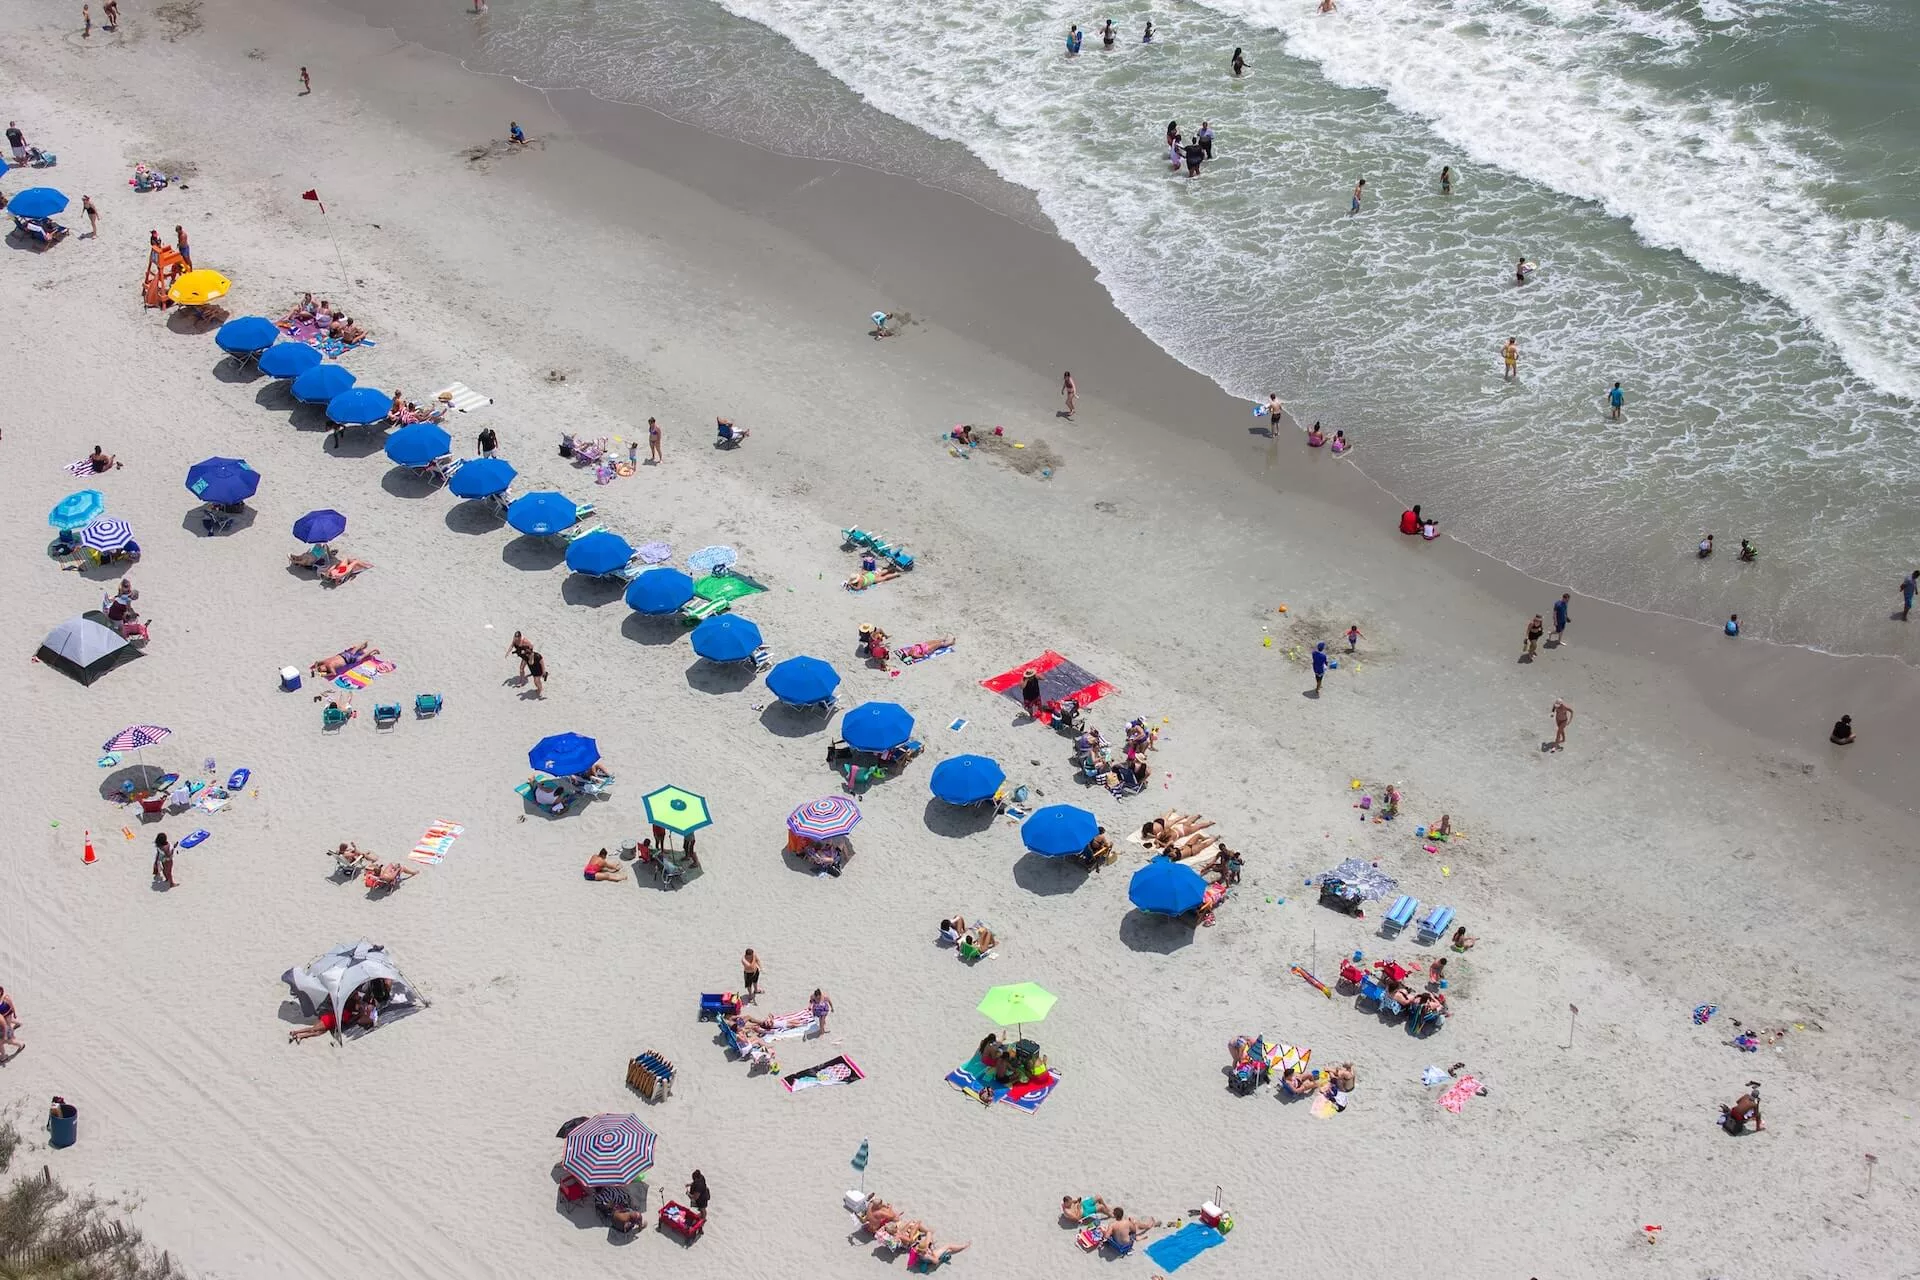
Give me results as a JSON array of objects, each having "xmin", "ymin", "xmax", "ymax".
[{"xmin": 1144, "ymin": 1223, "xmax": 1225, "ymax": 1272}]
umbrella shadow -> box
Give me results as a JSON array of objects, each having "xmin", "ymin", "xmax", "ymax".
[
  {"xmin": 620, "ymin": 613, "xmax": 686, "ymax": 647},
  {"xmin": 1011, "ymin": 852, "xmax": 1088, "ymax": 896},
  {"xmin": 685, "ymin": 661, "xmax": 757, "ymax": 696},
  {"xmin": 503, "ymin": 537, "xmax": 566, "ymax": 572},
  {"xmin": 289, "ymin": 403, "xmax": 334, "ymax": 433},
  {"xmin": 380, "ymin": 467, "xmax": 441, "ymax": 500},
  {"xmin": 165, "ymin": 307, "xmax": 225, "ymax": 335},
  {"xmin": 211, "ymin": 359, "xmax": 264, "ymax": 386},
  {"xmin": 325, "ymin": 430, "xmax": 388, "ymax": 460},
  {"xmin": 253, "ymin": 382, "xmax": 297, "ymax": 410},
  {"xmin": 97, "ymin": 763, "xmax": 168, "ymax": 801},
  {"xmin": 922, "ymin": 797, "xmax": 998, "ymax": 839},
  {"xmin": 1118, "ymin": 909, "xmax": 1198, "ymax": 954},
  {"xmin": 60, "ymin": 555, "xmax": 125, "ymax": 583},
  {"xmin": 759, "ymin": 702, "xmax": 832, "ymax": 739},
  {"xmin": 181, "ymin": 506, "xmax": 257, "ymax": 537},
  {"xmin": 561, "ymin": 575, "xmax": 627, "ymax": 609},
  {"xmin": 445, "ymin": 501, "xmax": 504, "ymax": 536}
]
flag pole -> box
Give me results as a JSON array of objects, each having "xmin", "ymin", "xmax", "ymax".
[{"xmin": 302, "ymin": 186, "xmax": 350, "ymax": 298}]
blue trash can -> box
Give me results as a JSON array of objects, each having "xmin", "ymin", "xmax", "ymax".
[{"xmin": 47, "ymin": 1098, "xmax": 77, "ymax": 1148}]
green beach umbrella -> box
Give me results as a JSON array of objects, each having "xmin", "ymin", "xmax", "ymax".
[
  {"xmin": 643, "ymin": 785, "xmax": 712, "ymax": 835},
  {"xmin": 977, "ymin": 982, "xmax": 1057, "ymax": 1032}
]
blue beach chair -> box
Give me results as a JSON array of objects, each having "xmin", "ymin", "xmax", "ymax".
[
  {"xmin": 1416, "ymin": 905, "xmax": 1456, "ymax": 946},
  {"xmin": 1381, "ymin": 895, "xmax": 1419, "ymax": 936}
]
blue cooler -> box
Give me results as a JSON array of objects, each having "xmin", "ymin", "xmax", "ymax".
[{"xmin": 280, "ymin": 666, "xmax": 303, "ymax": 692}]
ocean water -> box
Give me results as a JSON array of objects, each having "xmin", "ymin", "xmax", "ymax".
[{"xmin": 450, "ymin": 0, "xmax": 1918, "ymax": 654}]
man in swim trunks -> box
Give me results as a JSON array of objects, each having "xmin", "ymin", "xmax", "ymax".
[
  {"xmin": 1350, "ymin": 178, "xmax": 1365, "ymax": 216},
  {"xmin": 1606, "ymin": 381, "xmax": 1625, "ymax": 420},
  {"xmin": 1502, "ymin": 338, "xmax": 1518, "ymax": 381}
]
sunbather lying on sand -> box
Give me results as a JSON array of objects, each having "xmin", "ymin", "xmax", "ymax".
[
  {"xmin": 871, "ymin": 635, "xmax": 955, "ymax": 669},
  {"xmin": 1104, "ymin": 1211, "xmax": 1159, "ymax": 1247},
  {"xmin": 311, "ymin": 643, "xmax": 375, "ymax": 677},
  {"xmin": 846, "ymin": 564, "xmax": 906, "ymax": 591},
  {"xmin": 1142, "ymin": 811, "xmax": 1211, "ymax": 843},
  {"xmin": 324, "ymin": 557, "xmax": 373, "ymax": 579}
]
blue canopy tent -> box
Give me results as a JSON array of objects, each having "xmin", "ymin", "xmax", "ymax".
[
  {"xmin": 528, "ymin": 732, "xmax": 599, "ymax": 777},
  {"xmin": 506, "ymin": 491, "xmax": 579, "ymax": 536},
  {"xmin": 624, "ymin": 567, "xmax": 696, "ymax": 615},
  {"xmin": 384, "ymin": 423, "xmax": 453, "ymax": 467},
  {"xmin": 1128, "ymin": 857, "xmax": 1208, "ymax": 916},
  {"xmin": 840, "ymin": 702, "xmax": 914, "ymax": 753},
  {"xmin": 565, "ymin": 531, "xmax": 635, "ymax": 577},
  {"xmin": 689, "ymin": 615, "xmax": 762, "ymax": 663},
  {"xmin": 258, "ymin": 342, "xmax": 322, "ymax": 379},
  {"xmin": 184, "ymin": 457, "xmax": 260, "ymax": 505},
  {"xmin": 928, "ymin": 755, "xmax": 1005, "ymax": 805},
  {"xmin": 290, "ymin": 363, "xmax": 355, "ymax": 404},
  {"xmin": 446, "ymin": 456, "xmax": 515, "ymax": 499},
  {"xmin": 1021, "ymin": 804, "xmax": 1100, "ymax": 857},
  {"xmin": 765, "ymin": 656, "xmax": 839, "ymax": 707}
]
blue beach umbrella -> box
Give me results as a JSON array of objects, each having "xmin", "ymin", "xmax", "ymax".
[
  {"xmin": 1021, "ymin": 804, "xmax": 1100, "ymax": 857},
  {"xmin": 565, "ymin": 530, "xmax": 634, "ymax": 576},
  {"xmin": 292, "ymin": 509, "xmax": 347, "ymax": 544},
  {"xmin": 78, "ymin": 518, "xmax": 135, "ymax": 554},
  {"xmin": 690, "ymin": 615, "xmax": 763, "ymax": 663},
  {"xmin": 185, "ymin": 456, "xmax": 260, "ymax": 505},
  {"xmin": 326, "ymin": 386, "xmax": 393, "ymax": 427},
  {"xmin": 214, "ymin": 316, "xmax": 280, "ymax": 355},
  {"xmin": 447, "ymin": 456, "xmax": 515, "ymax": 499},
  {"xmin": 624, "ymin": 567, "xmax": 696, "ymax": 615},
  {"xmin": 49, "ymin": 489, "xmax": 106, "ymax": 531},
  {"xmin": 765, "ymin": 656, "xmax": 840, "ymax": 706},
  {"xmin": 7, "ymin": 188, "xmax": 68, "ymax": 220},
  {"xmin": 506, "ymin": 491, "xmax": 578, "ymax": 536},
  {"xmin": 840, "ymin": 702, "xmax": 914, "ymax": 753},
  {"xmin": 384, "ymin": 423, "xmax": 453, "ymax": 467},
  {"xmin": 1129, "ymin": 857, "xmax": 1209, "ymax": 916},
  {"xmin": 528, "ymin": 732, "xmax": 599, "ymax": 777},
  {"xmin": 929, "ymin": 754, "xmax": 1005, "ymax": 806},
  {"xmin": 290, "ymin": 363, "xmax": 356, "ymax": 404},
  {"xmin": 257, "ymin": 342, "xmax": 322, "ymax": 379}
]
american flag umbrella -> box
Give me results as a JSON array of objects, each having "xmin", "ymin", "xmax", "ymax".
[
  {"xmin": 788, "ymin": 796, "xmax": 861, "ymax": 840},
  {"xmin": 78, "ymin": 518, "xmax": 135, "ymax": 553},
  {"xmin": 562, "ymin": 1113, "xmax": 656, "ymax": 1186},
  {"xmin": 103, "ymin": 724, "xmax": 172, "ymax": 789}
]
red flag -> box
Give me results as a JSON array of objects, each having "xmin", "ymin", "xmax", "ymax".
[{"xmin": 301, "ymin": 188, "xmax": 325, "ymax": 214}]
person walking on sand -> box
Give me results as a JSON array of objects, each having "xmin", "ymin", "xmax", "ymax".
[
  {"xmin": 1900, "ymin": 569, "xmax": 1918, "ymax": 621},
  {"xmin": 1350, "ymin": 178, "xmax": 1366, "ymax": 216},
  {"xmin": 1549, "ymin": 698, "xmax": 1573, "ymax": 751},
  {"xmin": 174, "ymin": 225, "xmax": 192, "ymax": 269},
  {"xmin": 1311, "ymin": 641, "xmax": 1329, "ymax": 694},
  {"xmin": 1502, "ymin": 337, "xmax": 1518, "ymax": 381},
  {"xmin": 300, "ymin": 66, "xmax": 312, "ymax": 95},
  {"xmin": 507, "ymin": 629, "xmax": 534, "ymax": 678},
  {"xmin": 526, "ymin": 650, "xmax": 547, "ymax": 697},
  {"xmin": 809, "ymin": 988, "xmax": 834, "ymax": 1034},
  {"xmin": 1061, "ymin": 371, "xmax": 1078, "ymax": 419},
  {"xmin": 152, "ymin": 831, "xmax": 177, "ymax": 888},
  {"xmin": 81, "ymin": 195, "xmax": 98, "ymax": 238},
  {"xmin": 742, "ymin": 948, "xmax": 762, "ymax": 1003},
  {"xmin": 1606, "ymin": 381, "xmax": 1625, "ymax": 420},
  {"xmin": 82, "ymin": 4, "xmax": 91, "ymax": 38},
  {"xmin": 103, "ymin": 0, "xmax": 117, "ymax": 30},
  {"xmin": 1266, "ymin": 393, "xmax": 1284, "ymax": 434},
  {"xmin": 1523, "ymin": 614, "xmax": 1544, "ymax": 657},
  {"xmin": 647, "ymin": 416, "xmax": 662, "ymax": 464},
  {"xmin": 1551, "ymin": 592, "xmax": 1571, "ymax": 646},
  {"xmin": 477, "ymin": 424, "xmax": 497, "ymax": 456},
  {"xmin": 1344, "ymin": 624, "xmax": 1362, "ymax": 651}
]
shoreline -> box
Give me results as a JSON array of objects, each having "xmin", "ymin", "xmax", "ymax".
[{"xmin": 4, "ymin": 0, "xmax": 1920, "ymax": 1276}]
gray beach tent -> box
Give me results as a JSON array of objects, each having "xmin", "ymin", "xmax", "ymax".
[
  {"xmin": 282, "ymin": 939, "xmax": 428, "ymax": 1040},
  {"xmin": 37, "ymin": 612, "xmax": 137, "ymax": 685}
]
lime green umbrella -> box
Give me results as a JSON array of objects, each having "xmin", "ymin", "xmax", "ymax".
[
  {"xmin": 977, "ymin": 983, "xmax": 1057, "ymax": 1033},
  {"xmin": 643, "ymin": 785, "xmax": 711, "ymax": 835}
]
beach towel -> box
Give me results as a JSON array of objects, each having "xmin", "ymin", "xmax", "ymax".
[
  {"xmin": 334, "ymin": 658, "xmax": 396, "ymax": 690},
  {"xmin": 63, "ymin": 459, "xmax": 96, "ymax": 477},
  {"xmin": 1421, "ymin": 1065, "xmax": 1449, "ymax": 1087},
  {"xmin": 763, "ymin": 1009, "xmax": 819, "ymax": 1040},
  {"xmin": 693, "ymin": 574, "xmax": 768, "ymax": 604},
  {"xmin": 898, "ymin": 643, "xmax": 953, "ymax": 666},
  {"xmin": 945, "ymin": 1056, "xmax": 1061, "ymax": 1112},
  {"xmin": 282, "ymin": 317, "xmax": 376, "ymax": 357},
  {"xmin": 409, "ymin": 820, "xmax": 465, "ymax": 864},
  {"xmin": 981, "ymin": 651, "xmax": 1116, "ymax": 723},
  {"xmin": 432, "ymin": 381, "xmax": 492, "ymax": 413},
  {"xmin": 1144, "ymin": 1224, "xmax": 1225, "ymax": 1273},
  {"xmin": 1692, "ymin": 1004, "xmax": 1718, "ymax": 1025},
  {"xmin": 635, "ymin": 540, "xmax": 673, "ymax": 564},
  {"xmin": 1437, "ymin": 1074, "xmax": 1482, "ymax": 1114},
  {"xmin": 783, "ymin": 1055, "xmax": 865, "ymax": 1092}
]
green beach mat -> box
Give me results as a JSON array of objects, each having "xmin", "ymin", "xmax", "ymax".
[{"xmin": 694, "ymin": 574, "xmax": 767, "ymax": 604}]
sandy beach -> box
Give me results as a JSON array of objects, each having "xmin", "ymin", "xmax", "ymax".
[{"xmin": 5, "ymin": 1, "xmax": 1920, "ymax": 1277}]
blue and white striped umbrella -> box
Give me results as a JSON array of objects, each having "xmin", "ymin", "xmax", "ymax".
[
  {"xmin": 562, "ymin": 1113, "xmax": 657, "ymax": 1186},
  {"xmin": 103, "ymin": 724, "xmax": 172, "ymax": 753},
  {"xmin": 78, "ymin": 518, "xmax": 135, "ymax": 553}
]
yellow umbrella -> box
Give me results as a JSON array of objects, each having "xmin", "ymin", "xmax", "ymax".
[{"xmin": 168, "ymin": 269, "xmax": 232, "ymax": 307}]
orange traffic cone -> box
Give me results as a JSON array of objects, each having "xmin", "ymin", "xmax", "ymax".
[{"xmin": 83, "ymin": 830, "xmax": 97, "ymax": 865}]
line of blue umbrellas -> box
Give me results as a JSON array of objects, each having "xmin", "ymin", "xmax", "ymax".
[{"xmin": 218, "ymin": 325, "xmax": 397, "ymax": 433}]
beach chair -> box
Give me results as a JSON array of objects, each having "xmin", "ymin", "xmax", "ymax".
[
  {"xmin": 322, "ymin": 561, "xmax": 369, "ymax": 586},
  {"xmin": 1358, "ymin": 973, "xmax": 1387, "ymax": 1009},
  {"xmin": 414, "ymin": 456, "xmax": 457, "ymax": 487},
  {"xmin": 1409, "ymin": 1003, "xmax": 1446, "ymax": 1036},
  {"xmin": 957, "ymin": 929, "xmax": 995, "ymax": 963},
  {"xmin": 201, "ymin": 508, "xmax": 235, "ymax": 536},
  {"xmin": 698, "ymin": 992, "xmax": 742, "ymax": 1021},
  {"xmin": 414, "ymin": 693, "xmax": 443, "ymax": 717},
  {"xmin": 556, "ymin": 522, "xmax": 603, "ymax": 545},
  {"xmin": 1415, "ymin": 904, "xmax": 1456, "ymax": 945},
  {"xmin": 640, "ymin": 841, "xmax": 686, "ymax": 886},
  {"xmin": 322, "ymin": 705, "xmax": 351, "ymax": 731},
  {"xmin": 680, "ymin": 596, "xmax": 730, "ymax": 626},
  {"xmin": 1381, "ymin": 895, "xmax": 1419, "ymax": 936},
  {"xmin": 715, "ymin": 419, "xmax": 749, "ymax": 448},
  {"xmin": 372, "ymin": 702, "xmax": 402, "ymax": 730},
  {"xmin": 750, "ymin": 645, "xmax": 772, "ymax": 673},
  {"xmin": 1337, "ymin": 959, "xmax": 1368, "ymax": 989},
  {"xmin": 578, "ymin": 771, "xmax": 615, "ymax": 799},
  {"xmin": 626, "ymin": 1050, "xmax": 675, "ymax": 1102}
]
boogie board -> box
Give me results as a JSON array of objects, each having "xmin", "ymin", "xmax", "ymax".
[{"xmin": 227, "ymin": 767, "xmax": 251, "ymax": 790}]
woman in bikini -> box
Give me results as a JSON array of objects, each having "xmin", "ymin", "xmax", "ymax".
[
  {"xmin": 845, "ymin": 565, "xmax": 905, "ymax": 591},
  {"xmin": 1142, "ymin": 811, "xmax": 1213, "ymax": 844},
  {"xmin": 1165, "ymin": 832, "xmax": 1221, "ymax": 862}
]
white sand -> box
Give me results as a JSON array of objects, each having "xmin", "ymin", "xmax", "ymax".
[{"xmin": 4, "ymin": 3, "xmax": 1919, "ymax": 1277}]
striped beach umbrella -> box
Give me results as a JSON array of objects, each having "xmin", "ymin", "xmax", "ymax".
[
  {"xmin": 103, "ymin": 725, "xmax": 172, "ymax": 753},
  {"xmin": 561, "ymin": 1113, "xmax": 657, "ymax": 1187},
  {"xmin": 788, "ymin": 796, "xmax": 861, "ymax": 841},
  {"xmin": 78, "ymin": 518, "xmax": 135, "ymax": 553},
  {"xmin": 644, "ymin": 785, "xmax": 711, "ymax": 835}
]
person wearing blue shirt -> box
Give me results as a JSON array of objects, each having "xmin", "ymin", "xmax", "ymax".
[
  {"xmin": 1606, "ymin": 381, "xmax": 1625, "ymax": 420},
  {"xmin": 1311, "ymin": 641, "xmax": 1329, "ymax": 695},
  {"xmin": 1066, "ymin": 25, "xmax": 1082, "ymax": 54},
  {"xmin": 1552, "ymin": 592, "xmax": 1571, "ymax": 646}
]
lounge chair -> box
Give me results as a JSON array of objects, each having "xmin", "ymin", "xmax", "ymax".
[
  {"xmin": 373, "ymin": 702, "xmax": 402, "ymax": 730},
  {"xmin": 201, "ymin": 508, "xmax": 235, "ymax": 536},
  {"xmin": 322, "ymin": 561, "xmax": 369, "ymax": 585},
  {"xmin": 715, "ymin": 419, "xmax": 749, "ymax": 448},
  {"xmin": 414, "ymin": 456, "xmax": 458, "ymax": 487},
  {"xmin": 1415, "ymin": 904, "xmax": 1456, "ymax": 945},
  {"xmin": 12, "ymin": 216, "xmax": 69, "ymax": 245},
  {"xmin": 517, "ymin": 774, "xmax": 580, "ymax": 814},
  {"xmin": 555, "ymin": 520, "xmax": 602, "ymax": 545},
  {"xmin": 414, "ymin": 692, "xmax": 443, "ymax": 717},
  {"xmin": 1381, "ymin": 894, "xmax": 1419, "ymax": 936},
  {"xmin": 680, "ymin": 597, "xmax": 730, "ymax": 626},
  {"xmin": 640, "ymin": 841, "xmax": 686, "ymax": 886},
  {"xmin": 322, "ymin": 705, "xmax": 351, "ymax": 731}
]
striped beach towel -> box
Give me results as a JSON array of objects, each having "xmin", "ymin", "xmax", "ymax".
[
  {"xmin": 409, "ymin": 820, "xmax": 465, "ymax": 864},
  {"xmin": 432, "ymin": 381, "xmax": 493, "ymax": 413},
  {"xmin": 764, "ymin": 1010, "xmax": 819, "ymax": 1040},
  {"xmin": 63, "ymin": 459, "xmax": 96, "ymax": 477},
  {"xmin": 334, "ymin": 659, "xmax": 396, "ymax": 690}
]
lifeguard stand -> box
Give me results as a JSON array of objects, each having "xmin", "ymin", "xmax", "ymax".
[{"xmin": 142, "ymin": 244, "xmax": 184, "ymax": 308}]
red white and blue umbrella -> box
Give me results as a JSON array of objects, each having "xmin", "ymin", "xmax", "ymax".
[
  {"xmin": 562, "ymin": 1113, "xmax": 657, "ymax": 1186},
  {"xmin": 78, "ymin": 518, "xmax": 135, "ymax": 553},
  {"xmin": 103, "ymin": 724, "xmax": 172, "ymax": 753},
  {"xmin": 788, "ymin": 796, "xmax": 861, "ymax": 840}
]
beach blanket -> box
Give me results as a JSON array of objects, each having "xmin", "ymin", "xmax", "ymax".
[
  {"xmin": 635, "ymin": 540, "xmax": 673, "ymax": 565},
  {"xmin": 409, "ymin": 820, "xmax": 465, "ymax": 865},
  {"xmin": 282, "ymin": 317, "xmax": 376, "ymax": 358},
  {"xmin": 763, "ymin": 1009, "xmax": 819, "ymax": 1040},
  {"xmin": 945, "ymin": 1056, "xmax": 1062, "ymax": 1113},
  {"xmin": 981, "ymin": 651, "xmax": 1116, "ymax": 723},
  {"xmin": 1437, "ymin": 1074, "xmax": 1482, "ymax": 1114},
  {"xmin": 693, "ymin": 574, "xmax": 767, "ymax": 604},
  {"xmin": 1312, "ymin": 857, "xmax": 1398, "ymax": 902},
  {"xmin": 334, "ymin": 659, "xmax": 396, "ymax": 690},
  {"xmin": 898, "ymin": 643, "xmax": 953, "ymax": 666},
  {"xmin": 1692, "ymin": 1004, "xmax": 1718, "ymax": 1025},
  {"xmin": 432, "ymin": 381, "xmax": 492, "ymax": 413},
  {"xmin": 63, "ymin": 459, "xmax": 96, "ymax": 477},
  {"xmin": 1144, "ymin": 1224, "xmax": 1225, "ymax": 1273},
  {"xmin": 783, "ymin": 1055, "xmax": 865, "ymax": 1092}
]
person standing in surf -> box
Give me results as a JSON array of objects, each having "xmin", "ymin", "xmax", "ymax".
[
  {"xmin": 1166, "ymin": 120, "xmax": 1180, "ymax": 148},
  {"xmin": 1502, "ymin": 338, "xmax": 1519, "ymax": 381},
  {"xmin": 1184, "ymin": 139, "xmax": 1205, "ymax": 178},
  {"xmin": 1142, "ymin": 19, "xmax": 1154, "ymax": 42},
  {"xmin": 1231, "ymin": 47, "xmax": 1247, "ymax": 76},
  {"xmin": 1440, "ymin": 165, "xmax": 1453, "ymax": 195},
  {"xmin": 1197, "ymin": 121, "xmax": 1214, "ymax": 160},
  {"xmin": 1101, "ymin": 19, "xmax": 1116, "ymax": 48},
  {"xmin": 1350, "ymin": 178, "xmax": 1366, "ymax": 216},
  {"xmin": 1066, "ymin": 24, "xmax": 1083, "ymax": 55},
  {"xmin": 1606, "ymin": 381, "xmax": 1625, "ymax": 421}
]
